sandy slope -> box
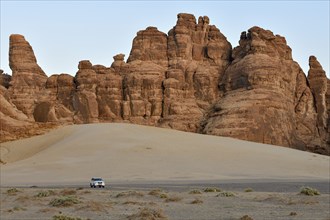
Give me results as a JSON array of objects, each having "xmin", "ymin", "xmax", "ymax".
[{"xmin": 0, "ymin": 123, "xmax": 329, "ymax": 186}]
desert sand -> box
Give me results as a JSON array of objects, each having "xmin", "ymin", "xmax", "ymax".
[
  {"xmin": 0, "ymin": 123, "xmax": 329, "ymax": 186},
  {"xmin": 1, "ymin": 123, "xmax": 329, "ymax": 219}
]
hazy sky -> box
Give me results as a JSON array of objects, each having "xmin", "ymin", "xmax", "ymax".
[{"xmin": 1, "ymin": 1, "xmax": 329, "ymax": 78}]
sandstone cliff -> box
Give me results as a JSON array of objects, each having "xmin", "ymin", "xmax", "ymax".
[{"xmin": 1, "ymin": 14, "xmax": 329, "ymax": 155}]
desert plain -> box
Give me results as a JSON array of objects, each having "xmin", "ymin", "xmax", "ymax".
[{"xmin": 0, "ymin": 123, "xmax": 329, "ymax": 219}]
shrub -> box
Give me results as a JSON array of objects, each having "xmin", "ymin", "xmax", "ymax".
[
  {"xmin": 52, "ymin": 215, "xmax": 82, "ymax": 220},
  {"xmin": 204, "ymin": 187, "xmax": 221, "ymax": 193},
  {"xmin": 189, "ymin": 189, "xmax": 202, "ymax": 194},
  {"xmin": 35, "ymin": 190, "xmax": 56, "ymax": 198},
  {"xmin": 300, "ymin": 187, "xmax": 320, "ymax": 196},
  {"xmin": 159, "ymin": 193, "xmax": 168, "ymax": 199},
  {"xmin": 190, "ymin": 198, "xmax": 203, "ymax": 204},
  {"xmin": 217, "ymin": 191, "xmax": 235, "ymax": 197},
  {"xmin": 244, "ymin": 188, "xmax": 253, "ymax": 193},
  {"xmin": 116, "ymin": 191, "xmax": 144, "ymax": 198},
  {"xmin": 7, "ymin": 188, "xmax": 20, "ymax": 195},
  {"xmin": 148, "ymin": 189, "xmax": 163, "ymax": 196},
  {"xmin": 49, "ymin": 196, "xmax": 80, "ymax": 207},
  {"xmin": 240, "ymin": 215, "xmax": 254, "ymax": 220}
]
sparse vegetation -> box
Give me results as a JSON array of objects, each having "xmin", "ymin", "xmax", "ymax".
[
  {"xmin": 191, "ymin": 198, "xmax": 203, "ymax": 204},
  {"xmin": 7, "ymin": 188, "xmax": 20, "ymax": 195},
  {"xmin": 204, "ymin": 187, "xmax": 221, "ymax": 193},
  {"xmin": 35, "ymin": 190, "xmax": 56, "ymax": 198},
  {"xmin": 116, "ymin": 191, "xmax": 144, "ymax": 198},
  {"xmin": 49, "ymin": 196, "xmax": 80, "ymax": 207},
  {"xmin": 300, "ymin": 187, "xmax": 320, "ymax": 196},
  {"xmin": 244, "ymin": 188, "xmax": 254, "ymax": 192},
  {"xmin": 52, "ymin": 215, "xmax": 83, "ymax": 220},
  {"xmin": 240, "ymin": 215, "xmax": 254, "ymax": 220},
  {"xmin": 289, "ymin": 212, "xmax": 297, "ymax": 216},
  {"xmin": 217, "ymin": 191, "xmax": 235, "ymax": 197},
  {"xmin": 148, "ymin": 189, "xmax": 163, "ymax": 196},
  {"xmin": 159, "ymin": 193, "xmax": 168, "ymax": 199},
  {"xmin": 127, "ymin": 207, "xmax": 167, "ymax": 220},
  {"xmin": 189, "ymin": 189, "xmax": 202, "ymax": 194}
]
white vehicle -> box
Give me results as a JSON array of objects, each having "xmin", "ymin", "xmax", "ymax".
[{"xmin": 90, "ymin": 177, "xmax": 105, "ymax": 188}]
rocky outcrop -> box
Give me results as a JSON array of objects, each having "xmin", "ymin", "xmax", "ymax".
[
  {"xmin": 160, "ymin": 13, "xmax": 231, "ymax": 131},
  {"xmin": 200, "ymin": 26, "xmax": 328, "ymax": 154},
  {"xmin": 8, "ymin": 34, "xmax": 48, "ymax": 118},
  {"xmin": 1, "ymin": 14, "xmax": 329, "ymax": 155}
]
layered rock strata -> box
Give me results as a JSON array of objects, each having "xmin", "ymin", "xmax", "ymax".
[{"xmin": 1, "ymin": 14, "xmax": 329, "ymax": 154}]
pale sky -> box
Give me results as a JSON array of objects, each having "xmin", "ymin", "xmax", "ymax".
[{"xmin": 1, "ymin": 1, "xmax": 329, "ymax": 78}]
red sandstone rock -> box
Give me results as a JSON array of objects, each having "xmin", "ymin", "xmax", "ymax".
[{"xmin": 1, "ymin": 14, "xmax": 329, "ymax": 155}]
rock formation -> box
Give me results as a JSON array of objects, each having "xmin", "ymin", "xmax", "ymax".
[{"xmin": 1, "ymin": 14, "xmax": 329, "ymax": 155}]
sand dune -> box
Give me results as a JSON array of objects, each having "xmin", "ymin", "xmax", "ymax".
[{"xmin": 1, "ymin": 123, "xmax": 329, "ymax": 186}]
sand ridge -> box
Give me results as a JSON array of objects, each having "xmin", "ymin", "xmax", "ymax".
[{"xmin": 0, "ymin": 123, "xmax": 329, "ymax": 186}]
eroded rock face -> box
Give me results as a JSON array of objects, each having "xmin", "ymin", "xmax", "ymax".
[
  {"xmin": 200, "ymin": 26, "xmax": 328, "ymax": 154},
  {"xmin": 161, "ymin": 13, "xmax": 232, "ymax": 131},
  {"xmin": 8, "ymin": 34, "xmax": 48, "ymax": 118},
  {"xmin": 1, "ymin": 14, "xmax": 329, "ymax": 155}
]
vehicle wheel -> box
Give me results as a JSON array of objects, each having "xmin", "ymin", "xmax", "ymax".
[
  {"xmin": 99, "ymin": 185, "xmax": 101, "ymax": 188},
  {"xmin": 102, "ymin": 186, "xmax": 105, "ymax": 188},
  {"xmin": 93, "ymin": 185, "xmax": 96, "ymax": 188}
]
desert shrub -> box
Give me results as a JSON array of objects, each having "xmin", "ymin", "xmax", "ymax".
[
  {"xmin": 289, "ymin": 212, "xmax": 297, "ymax": 216},
  {"xmin": 300, "ymin": 187, "xmax": 320, "ymax": 196},
  {"xmin": 165, "ymin": 195, "xmax": 182, "ymax": 203},
  {"xmin": 148, "ymin": 189, "xmax": 163, "ymax": 196},
  {"xmin": 127, "ymin": 207, "xmax": 167, "ymax": 220},
  {"xmin": 7, "ymin": 188, "xmax": 20, "ymax": 195},
  {"xmin": 244, "ymin": 188, "xmax": 253, "ymax": 193},
  {"xmin": 189, "ymin": 189, "xmax": 202, "ymax": 194},
  {"xmin": 35, "ymin": 190, "xmax": 56, "ymax": 198},
  {"xmin": 49, "ymin": 196, "xmax": 80, "ymax": 207},
  {"xmin": 159, "ymin": 193, "xmax": 168, "ymax": 199},
  {"xmin": 204, "ymin": 187, "xmax": 221, "ymax": 193},
  {"xmin": 190, "ymin": 198, "xmax": 203, "ymax": 204},
  {"xmin": 52, "ymin": 215, "xmax": 82, "ymax": 220},
  {"xmin": 217, "ymin": 191, "xmax": 235, "ymax": 197},
  {"xmin": 116, "ymin": 191, "xmax": 144, "ymax": 198},
  {"xmin": 240, "ymin": 215, "xmax": 254, "ymax": 220}
]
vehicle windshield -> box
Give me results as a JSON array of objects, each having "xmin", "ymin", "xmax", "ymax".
[{"xmin": 92, "ymin": 178, "xmax": 103, "ymax": 181}]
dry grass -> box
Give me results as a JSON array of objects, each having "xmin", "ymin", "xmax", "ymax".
[
  {"xmin": 35, "ymin": 190, "xmax": 56, "ymax": 198},
  {"xmin": 244, "ymin": 188, "xmax": 254, "ymax": 193},
  {"xmin": 116, "ymin": 191, "xmax": 144, "ymax": 198},
  {"xmin": 52, "ymin": 215, "xmax": 83, "ymax": 220},
  {"xmin": 240, "ymin": 215, "xmax": 254, "ymax": 220},
  {"xmin": 189, "ymin": 189, "xmax": 202, "ymax": 194},
  {"xmin": 148, "ymin": 189, "xmax": 163, "ymax": 196},
  {"xmin": 6, "ymin": 188, "xmax": 20, "ymax": 195},
  {"xmin": 203, "ymin": 187, "xmax": 221, "ymax": 193},
  {"xmin": 300, "ymin": 187, "xmax": 320, "ymax": 196},
  {"xmin": 127, "ymin": 207, "xmax": 168, "ymax": 220},
  {"xmin": 49, "ymin": 196, "xmax": 80, "ymax": 207},
  {"xmin": 159, "ymin": 193, "xmax": 168, "ymax": 199},
  {"xmin": 217, "ymin": 191, "xmax": 235, "ymax": 197}
]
